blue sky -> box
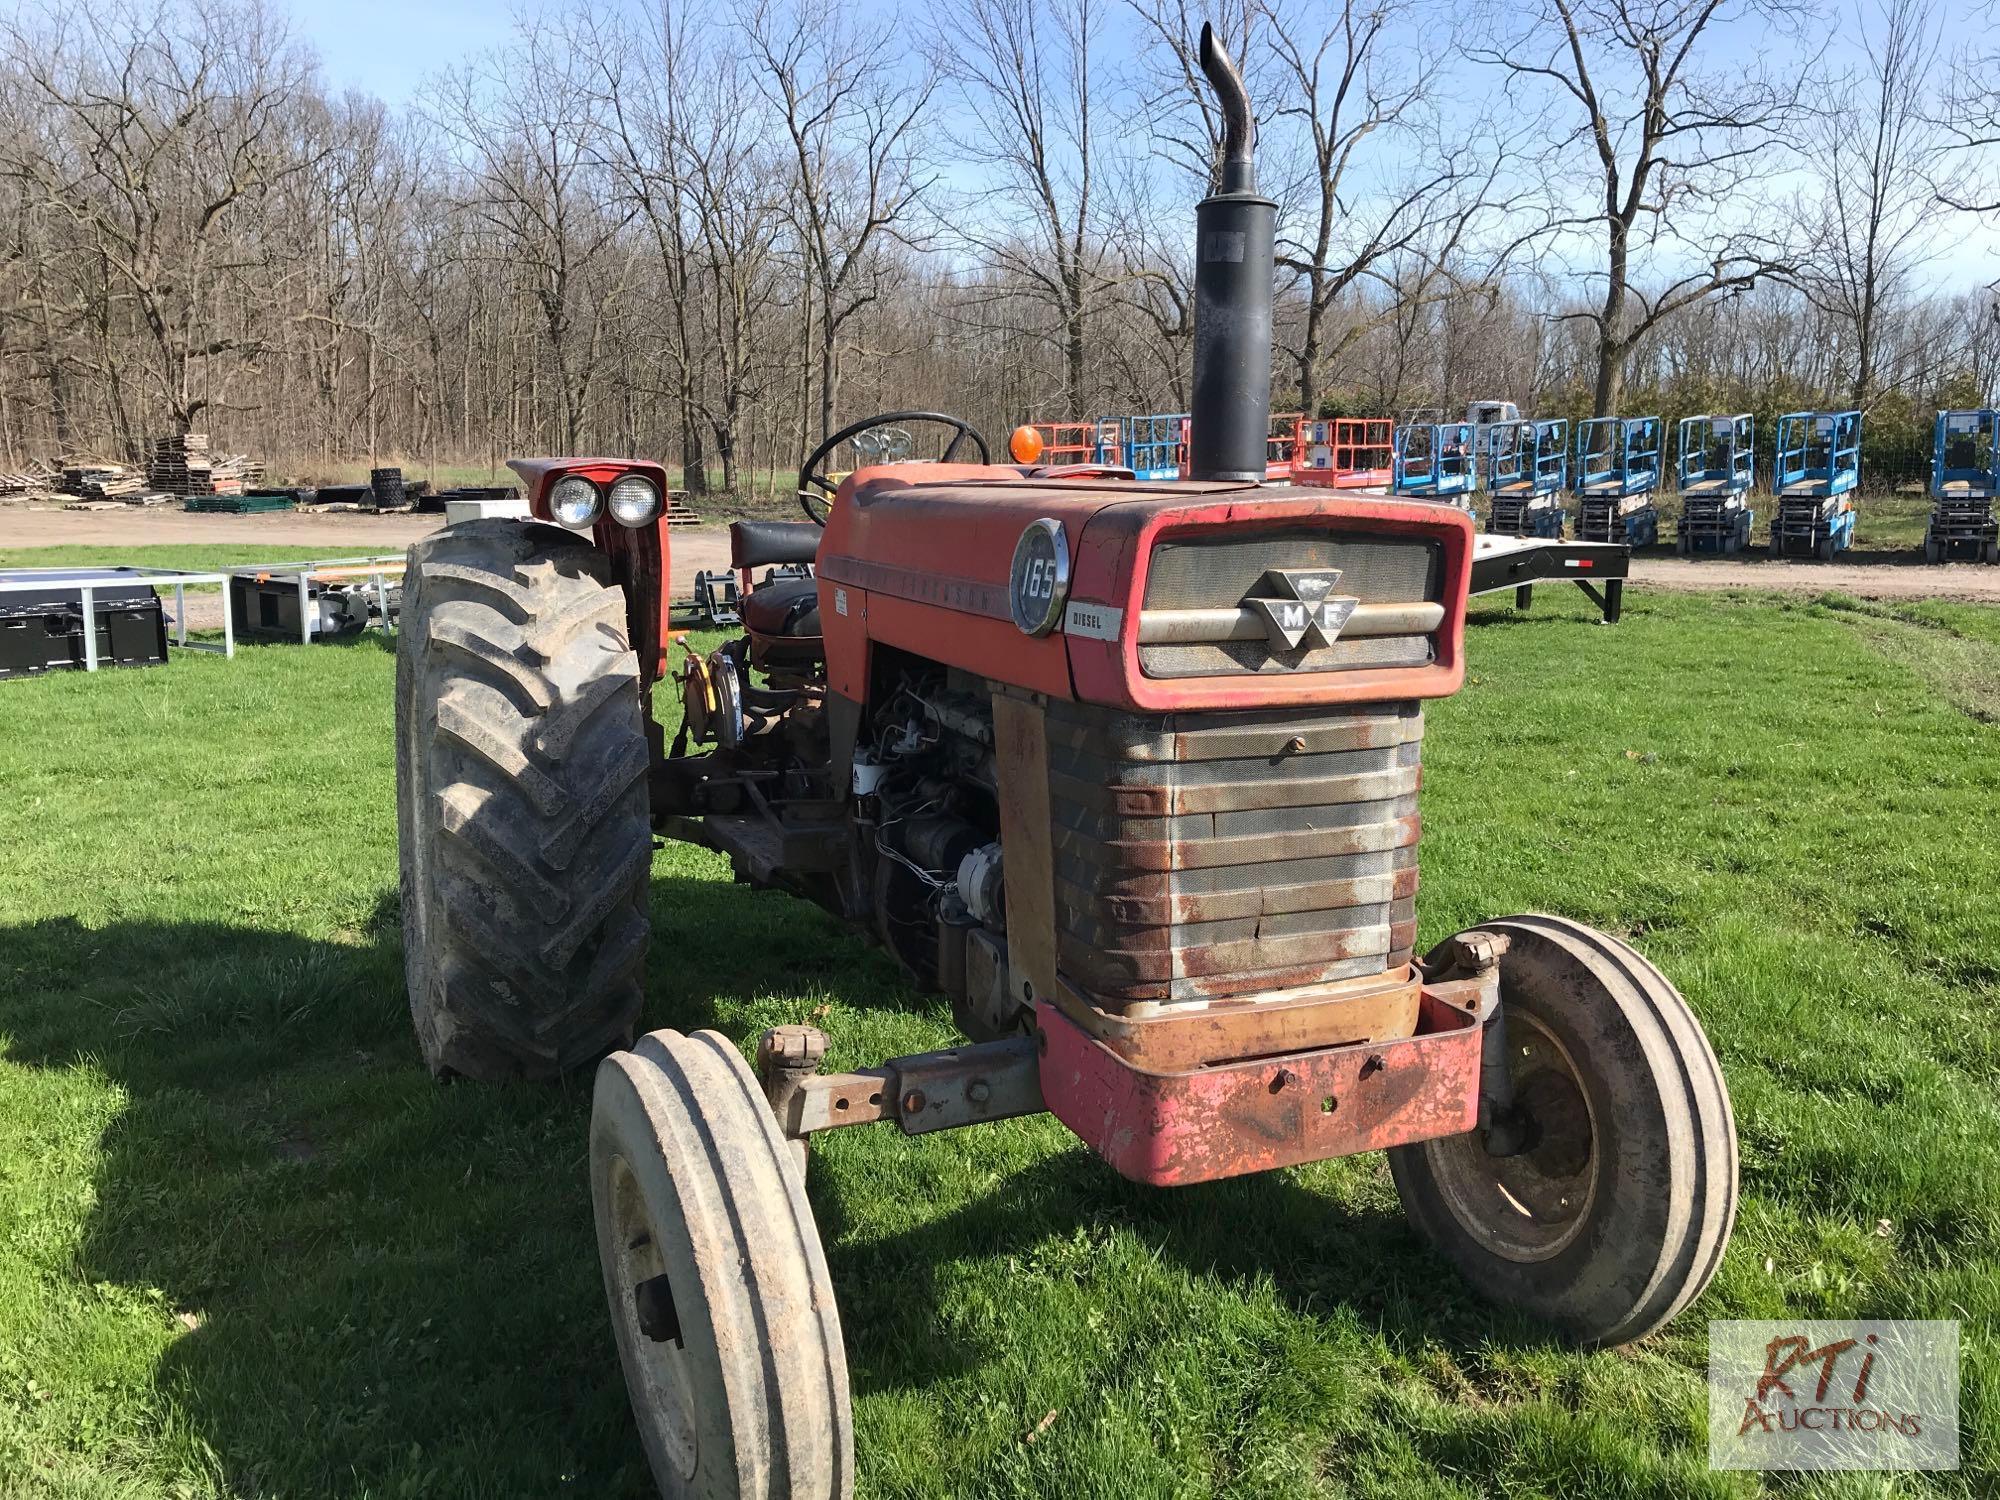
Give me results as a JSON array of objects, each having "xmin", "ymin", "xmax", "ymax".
[
  {"xmin": 288, "ymin": 0, "xmax": 1997, "ymax": 289},
  {"xmin": 292, "ymin": 0, "xmax": 511, "ymax": 102}
]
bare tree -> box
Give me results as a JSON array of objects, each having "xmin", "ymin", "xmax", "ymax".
[
  {"xmin": 1936, "ymin": 5, "xmax": 2000, "ymax": 217},
  {"xmin": 0, "ymin": 0, "xmax": 322, "ymax": 436},
  {"xmin": 1796, "ymin": 0, "xmax": 1956, "ymax": 407},
  {"xmin": 430, "ymin": 13, "xmax": 632, "ymax": 453},
  {"xmin": 1, "ymin": 0, "xmax": 1995, "ymax": 480},
  {"xmin": 1264, "ymin": 0, "xmax": 1552, "ymax": 413},
  {"xmin": 743, "ymin": 0, "xmax": 934, "ymax": 443},
  {"xmin": 1473, "ymin": 0, "xmax": 1813, "ymax": 414},
  {"xmin": 592, "ymin": 5, "xmax": 713, "ymax": 492},
  {"xmin": 936, "ymin": 0, "xmax": 1113, "ymax": 415}
]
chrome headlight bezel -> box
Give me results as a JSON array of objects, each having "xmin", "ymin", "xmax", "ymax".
[
  {"xmin": 607, "ymin": 474, "xmax": 662, "ymax": 527},
  {"xmin": 550, "ymin": 475, "xmax": 603, "ymax": 529}
]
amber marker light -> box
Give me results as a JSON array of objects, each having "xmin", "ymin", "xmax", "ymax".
[{"xmin": 1008, "ymin": 425, "xmax": 1045, "ymax": 464}]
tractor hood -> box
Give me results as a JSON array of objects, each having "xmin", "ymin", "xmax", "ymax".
[{"xmin": 816, "ymin": 464, "xmax": 1472, "ymax": 713}]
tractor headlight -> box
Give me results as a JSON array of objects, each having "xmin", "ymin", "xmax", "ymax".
[
  {"xmin": 551, "ymin": 475, "xmax": 602, "ymax": 529},
  {"xmin": 608, "ymin": 474, "xmax": 662, "ymax": 527}
]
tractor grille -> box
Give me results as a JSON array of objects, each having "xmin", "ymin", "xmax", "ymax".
[
  {"xmin": 1043, "ymin": 696, "xmax": 1422, "ymax": 1007},
  {"xmin": 1139, "ymin": 528, "xmax": 1440, "ymax": 677}
]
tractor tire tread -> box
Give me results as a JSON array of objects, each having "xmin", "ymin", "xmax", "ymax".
[
  {"xmin": 398, "ymin": 520, "xmax": 650, "ymax": 1082},
  {"xmin": 592, "ymin": 1028, "xmax": 853, "ymax": 1497},
  {"xmin": 1388, "ymin": 912, "xmax": 1737, "ymax": 1347}
]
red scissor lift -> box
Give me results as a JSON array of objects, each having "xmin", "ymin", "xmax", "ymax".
[
  {"xmin": 1266, "ymin": 410, "xmax": 1303, "ymax": 477},
  {"xmin": 1026, "ymin": 421, "xmax": 1099, "ymax": 467},
  {"xmin": 1175, "ymin": 410, "xmax": 1305, "ymax": 479},
  {"xmin": 1291, "ymin": 417, "xmax": 1396, "ymax": 489}
]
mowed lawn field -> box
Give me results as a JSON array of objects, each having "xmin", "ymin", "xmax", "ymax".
[{"xmin": 1, "ymin": 556, "xmax": 1997, "ymax": 1498}]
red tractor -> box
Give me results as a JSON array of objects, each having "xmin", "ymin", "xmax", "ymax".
[{"xmin": 395, "ymin": 28, "xmax": 1735, "ymax": 1498}]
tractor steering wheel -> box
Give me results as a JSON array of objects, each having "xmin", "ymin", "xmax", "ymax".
[{"xmin": 796, "ymin": 411, "xmax": 991, "ymax": 525}]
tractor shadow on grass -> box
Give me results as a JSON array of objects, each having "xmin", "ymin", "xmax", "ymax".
[
  {"xmin": 0, "ymin": 888, "xmax": 777, "ymax": 1496},
  {"xmin": 0, "ymin": 869, "xmax": 954, "ymax": 1495}
]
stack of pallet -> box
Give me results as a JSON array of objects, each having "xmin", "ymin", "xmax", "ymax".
[
  {"xmin": 1, "ymin": 460, "xmax": 61, "ymax": 500},
  {"xmin": 149, "ymin": 434, "xmax": 255, "ymax": 497},
  {"xmin": 62, "ymin": 461, "xmax": 143, "ymax": 499}
]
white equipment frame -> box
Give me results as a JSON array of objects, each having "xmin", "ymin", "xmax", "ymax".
[{"xmin": 0, "ymin": 552, "xmax": 406, "ymax": 672}]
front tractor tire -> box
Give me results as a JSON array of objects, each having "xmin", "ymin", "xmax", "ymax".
[
  {"xmin": 592, "ymin": 1029, "xmax": 853, "ymax": 1499},
  {"xmin": 1388, "ymin": 914, "xmax": 1737, "ymax": 1347},
  {"xmin": 396, "ymin": 520, "xmax": 653, "ymax": 1081}
]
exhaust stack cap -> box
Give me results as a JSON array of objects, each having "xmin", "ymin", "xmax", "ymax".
[{"xmin": 1186, "ymin": 22, "xmax": 1277, "ymax": 485}]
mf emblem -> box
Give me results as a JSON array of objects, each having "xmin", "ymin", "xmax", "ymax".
[{"xmin": 1243, "ymin": 568, "xmax": 1360, "ymax": 651}]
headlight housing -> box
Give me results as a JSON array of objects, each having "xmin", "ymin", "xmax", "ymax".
[
  {"xmin": 608, "ymin": 474, "xmax": 662, "ymax": 527},
  {"xmin": 551, "ymin": 475, "xmax": 602, "ymax": 529}
]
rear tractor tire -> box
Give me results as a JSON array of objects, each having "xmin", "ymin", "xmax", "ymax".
[
  {"xmin": 592, "ymin": 1029, "xmax": 854, "ymax": 1499},
  {"xmin": 1388, "ymin": 914, "xmax": 1737, "ymax": 1347},
  {"xmin": 396, "ymin": 519, "xmax": 653, "ymax": 1081}
]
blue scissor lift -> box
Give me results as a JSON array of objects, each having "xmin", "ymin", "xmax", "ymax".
[
  {"xmin": 1391, "ymin": 422, "xmax": 1476, "ymax": 512},
  {"xmin": 1097, "ymin": 413, "xmax": 1187, "ymax": 480},
  {"xmin": 1771, "ymin": 410, "xmax": 1860, "ymax": 558},
  {"xmin": 1925, "ymin": 410, "xmax": 1999, "ymax": 563},
  {"xmin": 1573, "ymin": 417, "xmax": 1662, "ymax": 546},
  {"xmin": 1484, "ymin": 419, "xmax": 1568, "ymax": 537},
  {"xmin": 1674, "ymin": 414, "xmax": 1755, "ymax": 554}
]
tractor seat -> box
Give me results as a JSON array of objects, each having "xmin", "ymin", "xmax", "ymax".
[
  {"xmin": 730, "ymin": 520, "xmax": 820, "ymax": 570},
  {"xmin": 740, "ymin": 574, "xmax": 821, "ymax": 638}
]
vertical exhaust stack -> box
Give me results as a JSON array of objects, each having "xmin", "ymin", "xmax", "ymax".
[{"xmin": 1187, "ymin": 23, "xmax": 1277, "ymax": 484}]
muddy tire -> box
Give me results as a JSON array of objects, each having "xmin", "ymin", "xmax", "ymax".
[
  {"xmin": 1388, "ymin": 914, "xmax": 1737, "ymax": 1347},
  {"xmin": 396, "ymin": 519, "xmax": 651, "ymax": 1081},
  {"xmin": 592, "ymin": 1029, "xmax": 853, "ymax": 1499}
]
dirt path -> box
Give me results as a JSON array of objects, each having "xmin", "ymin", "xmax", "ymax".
[
  {"xmin": 1, "ymin": 504, "xmax": 446, "ymax": 551},
  {"xmin": 1629, "ymin": 554, "xmax": 2000, "ymax": 603}
]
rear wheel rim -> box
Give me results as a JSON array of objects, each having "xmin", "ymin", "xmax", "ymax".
[
  {"xmin": 1421, "ymin": 1013, "xmax": 1597, "ymax": 1262},
  {"xmin": 607, "ymin": 1155, "xmax": 697, "ymax": 1481}
]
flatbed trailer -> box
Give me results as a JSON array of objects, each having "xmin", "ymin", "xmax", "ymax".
[{"xmin": 1469, "ymin": 533, "xmax": 1629, "ymax": 623}]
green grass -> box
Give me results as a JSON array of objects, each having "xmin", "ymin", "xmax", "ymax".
[
  {"xmin": 1850, "ymin": 492, "xmax": 1935, "ymax": 550},
  {"xmin": 1, "ymin": 582, "xmax": 1997, "ymax": 1496}
]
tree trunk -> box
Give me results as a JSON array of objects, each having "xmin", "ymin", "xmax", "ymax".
[
  {"xmin": 819, "ymin": 306, "xmax": 837, "ymax": 444},
  {"xmin": 682, "ymin": 404, "xmax": 708, "ymax": 495},
  {"xmin": 1592, "ymin": 213, "xmax": 1632, "ymax": 417},
  {"xmin": 1853, "ymin": 288, "xmax": 1876, "ymax": 409},
  {"xmin": 1297, "ymin": 272, "xmax": 1324, "ymax": 416},
  {"xmin": 1065, "ymin": 301, "xmax": 1086, "ymax": 417},
  {"xmin": 714, "ymin": 418, "xmax": 737, "ymax": 493}
]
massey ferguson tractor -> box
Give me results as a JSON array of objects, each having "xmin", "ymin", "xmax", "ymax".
[{"xmin": 395, "ymin": 28, "xmax": 1736, "ymax": 1497}]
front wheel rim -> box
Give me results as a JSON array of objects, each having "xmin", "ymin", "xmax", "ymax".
[
  {"xmin": 607, "ymin": 1154, "xmax": 698, "ymax": 1481},
  {"xmin": 1420, "ymin": 1012, "xmax": 1598, "ymax": 1263}
]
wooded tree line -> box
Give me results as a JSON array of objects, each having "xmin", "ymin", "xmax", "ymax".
[{"xmin": 0, "ymin": 0, "xmax": 1995, "ymax": 492}]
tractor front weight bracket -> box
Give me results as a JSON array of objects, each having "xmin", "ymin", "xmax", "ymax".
[
  {"xmin": 754, "ymin": 946, "xmax": 1524, "ymax": 1185},
  {"xmin": 755, "ymin": 1028, "xmax": 1047, "ymax": 1151}
]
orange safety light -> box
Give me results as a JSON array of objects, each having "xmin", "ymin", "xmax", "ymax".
[{"xmin": 1008, "ymin": 424, "xmax": 1045, "ymax": 464}]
